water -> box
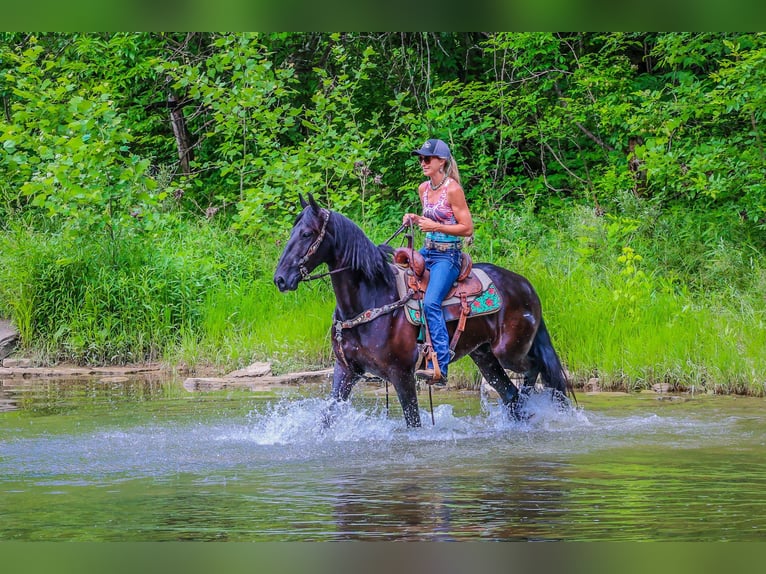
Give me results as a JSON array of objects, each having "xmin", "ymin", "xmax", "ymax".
[{"xmin": 1, "ymin": 377, "xmax": 765, "ymax": 541}]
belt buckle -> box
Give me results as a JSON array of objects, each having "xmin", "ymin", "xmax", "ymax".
[{"xmin": 426, "ymin": 239, "xmax": 459, "ymax": 251}]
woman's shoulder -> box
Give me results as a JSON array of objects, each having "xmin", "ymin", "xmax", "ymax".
[{"xmin": 445, "ymin": 178, "xmax": 465, "ymax": 197}]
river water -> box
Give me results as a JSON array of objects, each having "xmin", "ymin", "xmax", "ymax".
[{"xmin": 1, "ymin": 377, "xmax": 764, "ymax": 541}]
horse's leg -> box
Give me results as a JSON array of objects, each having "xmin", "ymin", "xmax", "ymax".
[
  {"xmin": 523, "ymin": 361, "xmax": 541, "ymax": 389},
  {"xmin": 323, "ymin": 360, "xmax": 362, "ymax": 428},
  {"xmin": 469, "ymin": 343, "xmax": 520, "ymax": 416},
  {"xmin": 330, "ymin": 360, "xmax": 360, "ymax": 402},
  {"xmin": 523, "ymin": 317, "xmax": 573, "ymax": 409},
  {"xmin": 394, "ymin": 377, "xmax": 420, "ymax": 427},
  {"xmin": 389, "ymin": 371, "xmax": 421, "ymax": 428}
]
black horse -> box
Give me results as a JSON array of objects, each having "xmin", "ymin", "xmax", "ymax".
[{"xmin": 274, "ymin": 195, "xmax": 572, "ymax": 427}]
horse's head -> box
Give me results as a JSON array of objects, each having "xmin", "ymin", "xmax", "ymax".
[{"xmin": 274, "ymin": 194, "xmax": 330, "ymax": 292}]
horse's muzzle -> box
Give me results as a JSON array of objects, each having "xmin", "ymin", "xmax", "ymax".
[{"xmin": 274, "ymin": 273, "xmax": 296, "ymax": 292}]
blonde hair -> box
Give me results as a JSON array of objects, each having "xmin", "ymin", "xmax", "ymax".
[{"xmin": 444, "ymin": 156, "xmax": 462, "ymax": 186}]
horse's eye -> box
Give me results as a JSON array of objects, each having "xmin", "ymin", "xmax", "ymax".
[{"xmin": 301, "ymin": 231, "xmax": 313, "ymax": 238}]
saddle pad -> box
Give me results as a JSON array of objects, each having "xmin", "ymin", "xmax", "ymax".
[{"xmin": 393, "ymin": 265, "xmax": 502, "ymax": 326}]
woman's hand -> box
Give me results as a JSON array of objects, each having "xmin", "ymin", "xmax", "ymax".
[
  {"xmin": 417, "ymin": 218, "xmax": 440, "ymax": 232},
  {"xmin": 403, "ymin": 213, "xmax": 443, "ymax": 232}
]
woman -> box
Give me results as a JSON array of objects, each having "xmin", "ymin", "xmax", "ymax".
[{"xmin": 403, "ymin": 138, "xmax": 474, "ymax": 385}]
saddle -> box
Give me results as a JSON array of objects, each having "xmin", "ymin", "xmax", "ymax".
[
  {"xmin": 394, "ymin": 248, "xmax": 481, "ymax": 299},
  {"xmin": 392, "ymin": 247, "xmax": 502, "ymax": 350}
]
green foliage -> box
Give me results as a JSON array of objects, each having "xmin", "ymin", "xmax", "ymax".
[
  {"xmin": 175, "ymin": 280, "xmax": 336, "ymax": 373},
  {"xmin": 0, "ymin": 34, "xmax": 160, "ymax": 250},
  {"xmin": 4, "ymin": 32, "xmax": 764, "ymax": 228},
  {"xmin": 505, "ymin": 204, "xmax": 766, "ymax": 393},
  {"xmin": 155, "ymin": 33, "xmax": 410, "ymax": 235},
  {"xmin": 0, "ymin": 220, "xmax": 260, "ymax": 364},
  {"xmin": 626, "ymin": 33, "xmax": 765, "ymax": 221}
]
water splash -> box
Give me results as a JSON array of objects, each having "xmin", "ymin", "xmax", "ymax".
[
  {"xmin": 0, "ymin": 389, "xmax": 740, "ymax": 488},
  {"xmin": 226, "ymin": 398, "xmax": 400, "ymax": 445},
  {"xmin": 212, "ymin": 388, "xmax": 593, "ymax": 447}
]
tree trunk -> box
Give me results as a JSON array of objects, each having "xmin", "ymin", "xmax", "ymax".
[
  {"xmin": 168, "ymin": 93, "xmax": 192, "ymax": 175},
  {"xmin": 628, "ymin": 136, "xmax": 647, "ymax": 196}
]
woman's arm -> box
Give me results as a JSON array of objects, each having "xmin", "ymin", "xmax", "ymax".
[{"xmin": 402, "ymin": 182, "xmax": 428, "ymax": 225}]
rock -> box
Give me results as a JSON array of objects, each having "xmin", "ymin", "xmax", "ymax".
[
  {"xmin": 183, "ymin": 368, "xmax": 334, "ymax": 392},
  {"xmin": 2, "ymin": 358, "xmax": 32, "ymax": 368},
  {"xmin": 584, "ymin": 377, "xmax": 601, "ymax": 392},
  {"xmin": 652, "ymin": 383, "xmax": 671, "ymax": 393},
  {"xmin": 226, "ymin": 362, "xmax": 272, "ymax": 378},
  {"xmin": 0, "ymin": 320, "xmax": 19, "ymax": 360}
]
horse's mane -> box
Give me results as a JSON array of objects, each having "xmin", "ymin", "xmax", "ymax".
[{"xmin": 328, "ymin": 211, "xmax": 395, "ymax": 284}]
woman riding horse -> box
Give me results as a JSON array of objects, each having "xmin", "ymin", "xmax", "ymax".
[
  {"xmin": 403, "ymin": 138, "xmax": 473, "ymax": 386},
  {"xmin": 274, "ymin": 194, "xmax": 572, "ymax": 428}
]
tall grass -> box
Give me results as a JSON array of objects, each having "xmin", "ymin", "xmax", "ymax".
[
  {"xmin": 495, "ymin": 203, "xmax": 766, "ymax": 395},
  {"xmin": 1, "ymin": 199, "xmax": 764, "ymax": 394},
  {"xmin": 173, "ymin": 280, "xmax": 336, "ymax": 373},
  {"xmin": 0, "ymin": 219, "xmax": 261, "ymax": 365}
]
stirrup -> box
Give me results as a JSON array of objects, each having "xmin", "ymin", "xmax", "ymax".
[
  {"xmin": 415, "ymin": 367, "xmax": 437, "ymax": 380},
  {"xmin": 415, "ymin": 367, "xmax": 446, "ymax": 387}
]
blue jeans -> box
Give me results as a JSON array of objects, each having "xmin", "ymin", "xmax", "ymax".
[{"xmin": 420, "ymin": 247, "xmax": 461, "ymax": 378}]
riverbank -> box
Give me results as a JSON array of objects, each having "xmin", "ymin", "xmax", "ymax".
[
  {"xmin": 2, "ymin": 356, "xmax": 763, "ymax": 399},
  {"xmin": 3, "ymin": 320, "xmax": 765, "ymax": 397}
]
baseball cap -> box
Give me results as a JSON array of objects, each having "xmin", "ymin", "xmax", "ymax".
[{"xmin": 412, "ymin": 138, "xmax": 451, "ymax": 159}]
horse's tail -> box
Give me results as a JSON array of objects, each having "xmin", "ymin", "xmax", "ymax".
[{"xmin": 529, "ymin": 317, "xmax": 576, "ymax": 403}]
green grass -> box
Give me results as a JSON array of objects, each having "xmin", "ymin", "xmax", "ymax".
[
  {"xmin": 172, "ymin": 280, "xmax": 336, "ymax": 373},
  {"xmin": 1, "ymin": 201, "xmax": 765, "ymax": 395}
]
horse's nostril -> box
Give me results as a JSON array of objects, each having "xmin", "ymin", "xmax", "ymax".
[{"xmin": 275, "ymin": 276, "xmax": 285, "ymax": 290}]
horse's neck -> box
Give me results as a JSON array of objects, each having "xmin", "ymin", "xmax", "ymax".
[{"xmin": 330, "ymin": 269, "xmax": 396, "ymax": 321}]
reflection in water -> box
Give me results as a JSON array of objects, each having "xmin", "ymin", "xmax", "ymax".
[
  {"xmin": 0, "ymin": 376, "xmax": 169, "ymax": 414},
  {"xmin": 329, "ymin": 458, "xmax": 571, "ymax": 541},
  {"xmin": 1, "ymin": 379, "xmax": 765, "ymax": 541},
  {"xmin": 0, "ymin": 380, "xmax": 15, "ymax": 412}
]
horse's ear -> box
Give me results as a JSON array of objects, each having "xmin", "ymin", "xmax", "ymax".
[
  {"xmin": 307, "ymin": 193, "xmax": 320, "ymax": 213},
  {"xmin": 299, "ymin": 194, "xmax": 308, "ymax": 209}
]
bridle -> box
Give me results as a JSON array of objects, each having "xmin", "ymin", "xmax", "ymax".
[{"xmin": 297, "ymin": 208, "xmax": 350, "ymax": 282}]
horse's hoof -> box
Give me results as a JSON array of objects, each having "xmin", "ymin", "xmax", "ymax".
[
  {"xmin": 508, "ymin": 398, "xmax": 523, "ymax": 421},
  {"xmin": 508, "ymin": 395, "xmax": 533, "ymax": 423},
  {"xmin": 551, "ymin": 390, "xmax": 573, "ymax": 412},
  {"xmin": 320, "ymin": 401, "xmax": 341, "ymax": 430}
]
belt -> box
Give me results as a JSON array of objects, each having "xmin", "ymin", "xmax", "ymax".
[{"xmin": 424, "ymin": 238, "xmax": 462, "ymax": 251}]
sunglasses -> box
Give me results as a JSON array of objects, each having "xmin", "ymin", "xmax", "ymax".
[{"xmin": 418, "ymin": 156, "xmax": 437, "ymax": 164}]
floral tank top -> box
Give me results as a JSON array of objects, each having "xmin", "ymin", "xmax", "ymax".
[{"xmin": 422, "ymin": 179, "xmax": 459, "ymax": 243}]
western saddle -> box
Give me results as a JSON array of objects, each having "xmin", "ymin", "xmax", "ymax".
[{"xmin": 392, "ymin": 239, "xmax": 494, "ymax": 383}]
